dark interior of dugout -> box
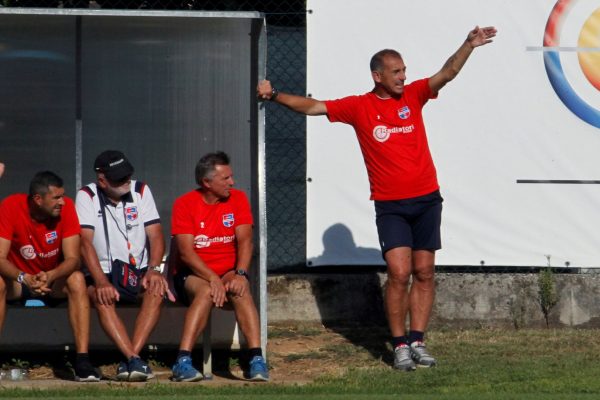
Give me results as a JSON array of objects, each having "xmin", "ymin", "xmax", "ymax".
[{"xmin": 0, "ymin": 9, "xmax": 267, "ymax": 352}]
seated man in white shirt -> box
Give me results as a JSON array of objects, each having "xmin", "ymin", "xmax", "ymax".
[{"xmin": 76, "ymin": 150, "xmax": 174, "ymax": 382}]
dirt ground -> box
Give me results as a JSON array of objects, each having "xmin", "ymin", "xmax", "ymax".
[{"xmin": 1, "ymin": 323, "xmax": 391, "ymax": 387}]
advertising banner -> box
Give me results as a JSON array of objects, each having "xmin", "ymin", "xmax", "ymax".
[{"xmin": 306, "ymin": 0, "xmax": 600, "ymax": 267}]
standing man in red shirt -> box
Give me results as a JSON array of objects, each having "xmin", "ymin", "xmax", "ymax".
[
  {"xmin": 169, "ymin": 151, "xmax": 268, "ymax": 382},
  {"xmin": 0, "ymin": 171, "xmax": 100, "ymax": 381},
  {"xmin": 257, "ymin": 26, "xmax": 496, "ymax": 371}
]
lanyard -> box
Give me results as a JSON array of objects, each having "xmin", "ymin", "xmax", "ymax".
[{"xmin": 98, "ymin": 189, "xmax": 137, "ymax": 267}]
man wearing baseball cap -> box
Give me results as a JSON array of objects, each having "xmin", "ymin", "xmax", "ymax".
[{"xmin": 76, "ymin": 150, "xmax": 173, "ymax": 382}]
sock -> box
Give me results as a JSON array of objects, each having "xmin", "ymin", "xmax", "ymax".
[
  {"xmin": 177, "ymin": 350, "xmax": 192, "ymax": 360},
  {"xmin": 408, "ymin": 330, "xmax": 425, "ymax": 344},
  {"xmin": 392, "ymin": 336, "xmax": 408, "ymax": 349},
  {"xmin": 248, "ymin": 347, "xmax": 263, "ymax": 358},
  {"xmin": 76, "ymin": 353, "xmax": 90, "ymax": 365}
]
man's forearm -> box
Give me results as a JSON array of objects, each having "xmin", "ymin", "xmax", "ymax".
[
  {"xmin": 235, "ymin": 241, "xmax": 253, "ymax": 272},
  {"xmin": 0, "ymin": 259, "xmax": 22, "ymax": 281},
  {"xmin": 47, "ymin": 257, "xmax": 79, "ymax": 282},
  {"xmin": 441, "ymin": 40, "xmax": 474, "ymax": 82},
  {"xmin": 180, "ymin": 251, "xmax": 219, "ymax": 282},
  {"xmin": 273, "ymin": 92, "xmax": 327, "ymax": 116},
  {"xmin": 148, "ymin": 239, "xmax": 165, "ymax": 269},
  {"xmin": 81, "ymin": 242, "xmax": 110, "ymax": 284}
]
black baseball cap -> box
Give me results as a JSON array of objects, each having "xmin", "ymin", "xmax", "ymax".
[{"xmin": 93, "ymin": 150, "xmax": 134, "ymax": 182}]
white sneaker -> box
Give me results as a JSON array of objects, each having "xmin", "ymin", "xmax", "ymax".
[
  {"xmin": 410, "ymin": 341, "xmax": 437, "ymax": 367},
  {"xmin": 393, "ymin": 344, "xmax": 416, "ymax": 371}
]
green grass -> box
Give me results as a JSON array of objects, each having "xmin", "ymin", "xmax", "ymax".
[{"xmin": 2, "ymin": 328, "xmax": 600, "ymax": 399}]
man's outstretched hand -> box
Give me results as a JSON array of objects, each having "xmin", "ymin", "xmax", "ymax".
[{"xmin": 467, "ymin": 26, "xmax": 497, "ymax": 48}]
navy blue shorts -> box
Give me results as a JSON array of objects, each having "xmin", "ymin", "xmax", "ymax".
[
  {"xmin": 374, "ymin": 190, "xmax": 443, "ymax": 256},
  {"xmin": 85, "ymin": 272, "xmax": 147, "ymax": 304}
]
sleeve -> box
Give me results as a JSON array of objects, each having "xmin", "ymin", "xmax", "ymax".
[
  {"xmin": 0, "ymin": 197, "xmax": 15, "ymax": 241},
  {"xmin": 171, "ymin": 195, "xmax": 195, "ymax": 235},
  {"xmin": 75, "ymin": 187, "xmax": 97, "ymax": 230},
  {"xmin": 235, "ymin": 191, "xmax": 254, "ymax": 226},
  {"xmin": 413, "ymin": 78, "xmax": 437, "ymax": 105},
  {"xmin": 325, "ymin": 95, "xmax": 362, "ymax": 125},
  {"xmin": 138, "ymin": 183, "xmax": 161, "ymax": 227},
  {"xmin": 62, "ymin": 198, "xmax": 81, "ymax": 238}
]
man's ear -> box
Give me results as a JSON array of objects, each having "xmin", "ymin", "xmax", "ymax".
[
  {"xmin": 31, "ymin": 193, "xmax": 43, "ymax": 206},
  {"xmin": 372, "ymin": 70, "xmax": 382, "ymax": 83},
  {"xmin": 96, "ymin": 174, "xmax": 107, "ymax": 189}
]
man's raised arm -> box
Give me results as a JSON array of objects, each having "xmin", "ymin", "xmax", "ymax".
[
  {"xmin": 257, "ymin": 80, "xmax": 328, "ymax": 116},
  {"xmin": 428, "ymin": 26, "xmax": 497, "ymax": 94}
]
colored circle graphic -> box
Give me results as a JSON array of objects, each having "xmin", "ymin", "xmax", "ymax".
[
  {"xmin": 544, "ymin": 0, "xmax": 600, "ymax": 128},
  {"xmin": 578, "ymin": 8, "xmax": 600, "ymax": 91}
]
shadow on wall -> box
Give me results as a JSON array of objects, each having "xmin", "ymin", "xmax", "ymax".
[
  {"xmin": 309, "ymin": 223, "xmax": 392, "ymax": 364},
  {"xmin": 308, "ymin": 223, "xmax": 382, "ymax": 267}
]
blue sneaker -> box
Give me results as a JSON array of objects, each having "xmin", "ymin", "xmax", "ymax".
[
  {"xmin": 115, "ymin": 361, "xmax": 129, "ymax": 381},
  {"xmin": 128, "ymin": 357, "xmax": 153, "ymax": 382},
  {"xmin": 171, "ymin": 356, "xmax": 203, "ymax": 382},
  {"xmin": 248, "ymin": 356, "xmax": 269, "ymax": 381}
]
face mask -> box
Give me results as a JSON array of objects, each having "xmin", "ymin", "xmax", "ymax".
[{"xmin": 104, "ymin": 182, "xmax": 130, "ymax": 198}]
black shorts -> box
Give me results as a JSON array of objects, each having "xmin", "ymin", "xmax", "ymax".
[
  {"xmin": 6, "ymin": 283, "xmax": 63, "ymax": 307},
  {"xmin": 173, "ymin": 268, "xmax": 234, "ymax": 306},
  {"xmin": 85, "ymin": 272, "xmax": 145, "ymax": 304},
  {"xmin": 374, "ymin": 190, "xmax": 443, "ymax": 256}
]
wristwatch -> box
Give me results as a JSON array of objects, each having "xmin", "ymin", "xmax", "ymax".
[
  {"xmin": 235, "ymin": 269, "xmax": 249, "ymax": 280},
  {"xmin": 270, "ymin": 87, "xmax": 279, "ymax": 101},
  {"xmin": 16, "ymin": 272, "xmax": 25, "ymax": 284},
  {"xmin": 148, "ymin": 265, "xmax": 162, "ymax": 273}
]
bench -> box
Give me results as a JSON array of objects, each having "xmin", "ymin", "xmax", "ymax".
[{"xmin": 0, "ymin": 302, "xmax": 241, "ymax": 378}]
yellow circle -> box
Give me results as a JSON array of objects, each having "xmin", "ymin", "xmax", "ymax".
[{"xmin": 578, "ymin": 8, "xmax": 600, "ymax": 90}]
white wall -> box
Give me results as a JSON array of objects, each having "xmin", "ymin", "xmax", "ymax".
[{"xmin": 306, "ymin": 0, "xmax": 600, "ymax": 267}]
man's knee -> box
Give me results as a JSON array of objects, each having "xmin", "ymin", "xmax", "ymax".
[
  {"xmin": 412, "ymin": 256, "xmax": 435, "ymax": 283},
  {"xmin": 65, "ymin": 270, "xmax": 87, "ymax": 294},
  {"xmin": 413, "ymin": 267, "xmax": 435, "ymax": 283},
  {"xmin": 0, "ymin": 276, "xmax": 7, "ymax": 295},
  {"xmin": 230, "ymin": 291, "xmax": 258, "ymax": 313},
  {"xmin": 386, "ymin": 267, "xmax": 412, "ymax": 287},
  {"xmin": 141, "ymin": 289, "xmax": 165, "ymax": 308}
]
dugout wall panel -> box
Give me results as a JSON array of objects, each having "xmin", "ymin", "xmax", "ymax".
[{"xmin": 0, "ymin": 9, "xmax": 267, "ymax": 353}]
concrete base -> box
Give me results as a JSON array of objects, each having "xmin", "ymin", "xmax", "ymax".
[
  {"xmin": 267, "ymin": 272, "xmax": 600, "ymax": 329},
  {"xmin": 0, "ymin": 304, "xmax": 240, "ymax": 350}
]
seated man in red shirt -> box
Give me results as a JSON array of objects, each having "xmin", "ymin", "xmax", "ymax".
[
  {"xmin": 169, "ymin": 151, "xmax": 268, "ymax": 382},
  {"xmin": 0, "ymin": 171, "xmax": 100, "ymax": 382}
]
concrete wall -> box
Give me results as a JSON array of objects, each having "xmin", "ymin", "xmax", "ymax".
[{"xmin": 267, "ymin": 272, "xmax": 600, "ymax": 329}]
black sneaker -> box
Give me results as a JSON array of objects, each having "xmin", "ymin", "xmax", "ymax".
[{"xmin": 74, "ymin": 359, "xmax": 101, "ymax": 382}]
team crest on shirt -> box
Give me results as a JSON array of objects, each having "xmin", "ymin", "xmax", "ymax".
[
  {"xmin": 125, "ymin": 206, "xmax": 138, "ymax": 222},
  {"xmin": 222, "ymin": 213, "xmax": 234, "ymax": 227},
  {"xmin": 398, "ymin": 106, "xmax": 410, "ymax": 120},
  {"xmin": 45, "ymin": 231, "xmax": 58, "ymax": 244}
]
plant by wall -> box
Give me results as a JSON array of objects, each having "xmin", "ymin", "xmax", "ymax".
[{"xmin": 539, "ymin": 255, "xmax": 558, "ymax": 328}]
